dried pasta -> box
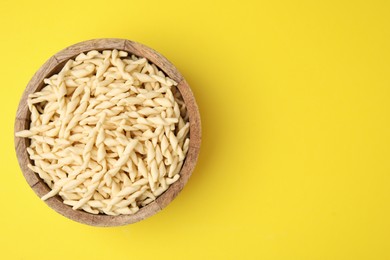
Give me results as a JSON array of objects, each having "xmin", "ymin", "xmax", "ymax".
[{"xmin": 16, "ymin": 49, "xmax": 190, "ymax": 216}]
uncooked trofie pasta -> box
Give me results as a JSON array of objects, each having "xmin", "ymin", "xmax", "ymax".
[{"xmin": 16, "ymin": 49, "xmax": 190, "ymax": 216}]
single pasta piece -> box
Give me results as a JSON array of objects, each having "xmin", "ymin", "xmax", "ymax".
[{"xmin": 16, "ymin": 49, "xmax": 190, "ymax": 216}]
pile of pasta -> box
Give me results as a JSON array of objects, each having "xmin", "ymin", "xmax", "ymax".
[{"xmin": 16, "ymin": 50, "xmax": 190, "ymax": 215}]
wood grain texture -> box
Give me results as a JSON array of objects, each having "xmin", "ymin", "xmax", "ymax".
[
  {"xmin": 14, "ymin": 119, "xmax": 39, "ymax": 187},
  {"xmin": 177, "ymin": 80, "xmax": 202, "ymax": 149},
  {"xmin": 124, "ymin": 40, "xmax": 183, "ymax": 83},
  {"xmin": 54, "ymin": 39, "xmax": 126, "ymax": 64},
  {"xmin": 14, "ymin": 38, "xmax": 201, "ymax": 227}
]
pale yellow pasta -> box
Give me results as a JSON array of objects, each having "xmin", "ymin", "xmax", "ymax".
[{"xmin": 16, "ymin": 49, "xmax": 190, "ymax": 215}]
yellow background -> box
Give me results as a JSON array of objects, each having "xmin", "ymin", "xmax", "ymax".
[{"xmin": 0, "ymin": 0, "xmax": 389, "ymax": 259}]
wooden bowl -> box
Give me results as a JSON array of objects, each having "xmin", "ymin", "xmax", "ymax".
[{"xmin": 14, "ymin": 39, "xmax": 201, "ymax": 226}]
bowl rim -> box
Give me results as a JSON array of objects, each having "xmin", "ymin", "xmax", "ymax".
[{"xmin": 14, "ymin": 38, "xmax": 201, "ymax": 226}]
